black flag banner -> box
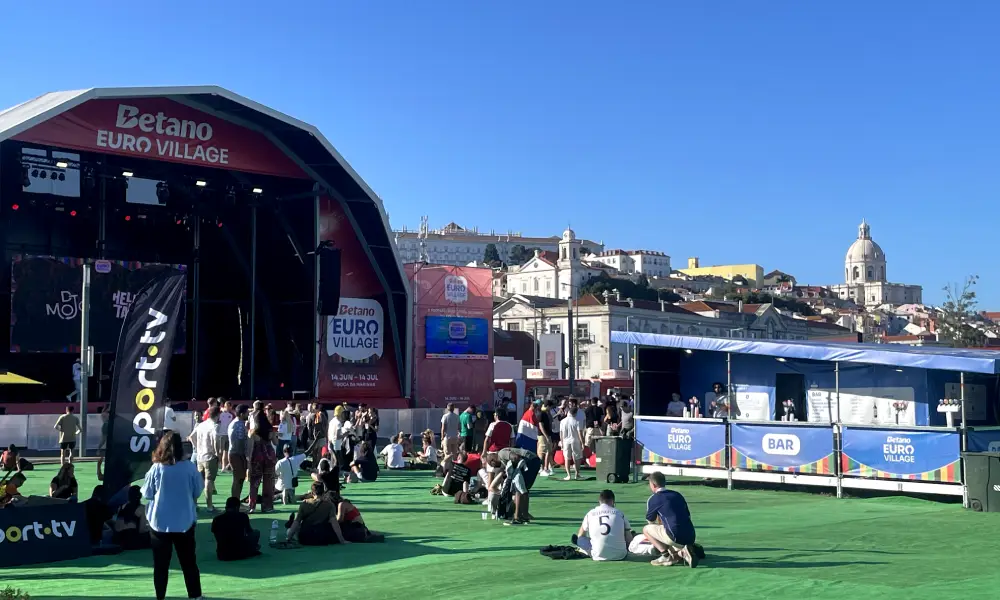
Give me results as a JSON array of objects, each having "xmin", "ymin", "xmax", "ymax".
[{"xmin": 103, "ymin": 273, "xmax": 186, "ymax": 498}]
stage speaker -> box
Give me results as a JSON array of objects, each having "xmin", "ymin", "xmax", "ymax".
[{"xmin": 317, "ymin": 245, "xmax": 342, "ymax": 316}]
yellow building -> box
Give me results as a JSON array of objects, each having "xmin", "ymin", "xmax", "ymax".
[{"xmin": 678, "ymin": 257, "xmax": 764, "ymax": 287}]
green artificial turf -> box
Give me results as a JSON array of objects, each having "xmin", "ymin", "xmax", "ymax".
[{"xmin": 4, "ymin": 463, "xmax": 1000, "ymax": 599}]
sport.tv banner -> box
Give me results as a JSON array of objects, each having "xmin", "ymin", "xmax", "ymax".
[
  {"xmin": 841, "ymin": 427, "xmax": 961, "ymax": 483},
  {"xmin": 636, "ymin": 419, "xmax": 727, "ymax": 468},
  {"xmin": 10, "ymin": 255, "xmax": 187, "ymax": 353},
  {"xmin": 730, "ymin": 422, "xmax": 835, "ymax": 475}
]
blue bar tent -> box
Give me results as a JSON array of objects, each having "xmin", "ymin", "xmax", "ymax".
[
  {"xmin": 614, "ymin": 332, "xmax": 1000, "ymax": 502},
  {"xmin": 613, "ymin": 332, "xmax": 1000, "ymax": 426}
]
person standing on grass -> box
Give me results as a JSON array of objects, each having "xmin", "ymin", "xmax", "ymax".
[
  {"xmin": 460, "ymin": 404, "xmax": 477, "ymax": 452},
  {"xmin": 643, "ymin": 471, "xmax": 699, "ymax": 568},
  {"xmin": 536, "ymin": 402, "xmax": 554, "ymax": 477},
  {"xmin": 247, "ymin": 417, "xmax": 277, "ymax": 513},
  {"xmin": 217, "ymin": 400, "xmax": 234, "ymax": 472},
  {"xmin": 559, "ymin": 405, "xmax": 586, "ymax": 481},
  {"xmin": 440, "ymin": 403, "xmax": 460, "ymax": 456},
  {"xmin": 228, "ymin": 405, "xmax": 251, "ymax": 501},
  {"xmin": 141, "ymin": 432, "xmax": 206, "ymax": 600},
  {"xmin": 190, "ymin": 405, "xmax": 220, "ymax": 513},
  {"xmin": 483, "ymin": 409, "xmax": 513, "ymax": 454},
  {"xmin": 54, "ymin": 404, "xmax": 80, "ymax": 465}
]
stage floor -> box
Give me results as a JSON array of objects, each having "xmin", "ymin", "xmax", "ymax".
[{"xmin": 5, "ymin": 464, "xmax": 1000, "ymax": 599}]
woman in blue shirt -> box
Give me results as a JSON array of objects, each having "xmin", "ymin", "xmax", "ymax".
[{"xmin": 141, "ymin": 431, "xmax": 206, "ymax": 600}]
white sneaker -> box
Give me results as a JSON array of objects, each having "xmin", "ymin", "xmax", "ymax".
[
  {"xmin": 563, "ymin": 475, "xmax": 572, "ymax": 481},
  {"xmin": 651, "ymin": 554, "xmax": 678, "ymax": 566}
]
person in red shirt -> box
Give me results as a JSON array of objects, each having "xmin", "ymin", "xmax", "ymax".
[
  {"xmin": 483, "ymin": 410, "xmax": 513, "ymax": 453},
  {"xmin": 463, "ymin": 452, "xmax": 482, "ymax": 474},
  {"xmin": 203, "ymin": 397, "xmax": 220, "ymax": 421}
]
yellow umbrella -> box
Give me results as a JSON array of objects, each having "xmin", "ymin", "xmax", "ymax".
[{"xmin": 0, "ymin": 372, "xmax": 43, "ymax": 385}]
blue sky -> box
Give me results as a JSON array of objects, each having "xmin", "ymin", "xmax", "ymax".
[{"xmin": 2, "ymin": 2, "xmax": 998, "ymax": 306}]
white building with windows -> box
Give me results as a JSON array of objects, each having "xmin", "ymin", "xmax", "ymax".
[
  {"xmin": 588, "ymin": 250, "xmax": 671, "ymax": 277},
  {"xmin": 504, "ymin": 228, "xmax": 609, "ymax": 299},
  {"xmin": 494, "ymin": 293, "xmax": 853, "ymax": 379},
  {"xmin": 393, "ymin": 221, "xmax": 602, "ymax": 266},
  {"xmin": 828, "ymin": 220, "xmax": 922, "ymax": 308}
]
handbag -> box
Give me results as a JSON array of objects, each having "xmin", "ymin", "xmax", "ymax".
[{"xmin": 285, "ymin": 460, "xmax": 299, "ymax": 488}]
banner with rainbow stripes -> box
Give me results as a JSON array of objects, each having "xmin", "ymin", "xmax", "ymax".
[
  {"xmin": 636, "ymin": 419, "xmax": 727, "ymax": 469},
  {"xmin": 730, "ymin": 423, "xmax": 836, "ymax": 475},
  {"xmin": 841, "ymin": 427, "xmax": 961, "ymax": 483}
]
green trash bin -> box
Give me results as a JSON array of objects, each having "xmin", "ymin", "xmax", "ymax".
[
  {"xmin": 594, "ymin": 436, "xmax": 632, "ymax": 484},
  {"xmin": 962, "ymin": 452, "xmax": 1000, "ymax": 512}
]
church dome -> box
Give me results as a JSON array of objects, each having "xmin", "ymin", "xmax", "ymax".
[
  {"xmin": 845, "ymin": 219, "xmax": 884, "ymax": 263},
  {"xmin": 562, "ymin": 227, "xmax": 576, "ymax": 241}
]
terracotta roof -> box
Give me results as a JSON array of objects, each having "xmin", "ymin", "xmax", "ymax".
[
  {"xmin": 804, "ymin": 320, "xmax": 853, "ymax": 332},
  {"xmin": 983, "ymin": 312, "xmax": 1000, "ymax": 321},
  {"xmin": 534, "ymin": 250, "xmax": 559, "ymax": 266},
  {"xmin": 882, "ymin": 333, "xmax": 937, "ymax": 341},
  {"xmin": 741, "ymin": 303, "xmax": 764, "ymax": 314}
]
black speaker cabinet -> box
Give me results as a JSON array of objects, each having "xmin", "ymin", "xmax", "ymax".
[{"xmin": 317, "ymin": 246, "xmax": 341, "ymax": 316}]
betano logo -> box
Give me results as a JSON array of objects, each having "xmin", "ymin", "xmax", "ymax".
[
  {"xmin": 0, "ymin": 520, "xmax": 77, "ymax": 544},
  {"xmin": 762, "ymin": 433, "xmax": 800, "ymax": 456},
  {"xmin": 130, "ymin": 308, "xmax": 170, "ymax": 453}
]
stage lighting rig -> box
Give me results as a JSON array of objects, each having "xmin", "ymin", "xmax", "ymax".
[
  {"xmin": 83, "ymin": 167, "xmax": 96, "ymax": 190},
  {"xmin": 122, "ymin": 170, "xmax": 134, "ymax": 178}
]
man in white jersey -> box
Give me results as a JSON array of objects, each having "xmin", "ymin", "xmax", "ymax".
[{"xmin": 573, "ymin": 489, "xmax": 633, "ymax": 561}]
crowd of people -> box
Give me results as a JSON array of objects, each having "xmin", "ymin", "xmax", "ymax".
[{"xmin": 1, "ymin": 390, "xmax": 704, "ymax": 600}]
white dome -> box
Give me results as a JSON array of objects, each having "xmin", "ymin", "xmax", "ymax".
[
  {"xmin": 562, "ymin": 228, "xmax": 576, "ymax": 241},
  {"xmin": 846, "ymin": 238, "xmax": 884, "ymax": 263}
]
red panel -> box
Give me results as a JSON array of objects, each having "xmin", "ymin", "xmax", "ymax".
[{"xmin": 14, "ymin": 97, "xmax": 307, "ymax": 179}]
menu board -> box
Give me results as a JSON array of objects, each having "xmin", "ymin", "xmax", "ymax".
[{"xmin": 807, "ymin": 386, "xmax": 915, "ymax": 426}]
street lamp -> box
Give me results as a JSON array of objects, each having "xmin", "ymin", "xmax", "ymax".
[{"xmin": 560, "ymin": 282, "xmax": 578, "ymax": 394}]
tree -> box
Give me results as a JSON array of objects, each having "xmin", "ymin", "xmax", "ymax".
[
  {"xmin": 581, "ymin": 246, "xmax": 593, "ymax": 256},
  {"xmin": 508, "ymin": 244, "xmax": 534, "ymax": 265},
  {"xmin": 939, "ymin": 275, "xmax": 985, "ymax": 348},
  {"xmin": 483, "ymin": 243, "xmax": 502, "ymax": 267},
  {"xmin": 637, "ymin": 274, "xmax": 650, "ymax": 289}
]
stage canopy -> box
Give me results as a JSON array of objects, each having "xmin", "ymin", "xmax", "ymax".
[
  {"xmin": 0, "ymin": 86, "xmax": 409, "ymax": 312},
  {"xmin": 611, "ymin": 332, "xmax": 1000, "ymax": 375}
]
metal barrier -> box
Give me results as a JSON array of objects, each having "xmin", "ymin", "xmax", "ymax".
[
  {"xmin": 1, "ymin": 410, "xmax": 442, "ymax": 451},
  {"xmin": 1, "ymin": 412, "xmax": 198, "ymax": 452}
]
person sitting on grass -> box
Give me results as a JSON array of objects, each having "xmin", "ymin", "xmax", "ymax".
[
  {"xmin": 274, "ymin": 446, "xmax": 298, "ymax": 505},
  {"xmin": 50, "ymin": 463, "xmax": 78, "ymax": 500},
  {"xmin": 643, "ymin": 471, "xmax": 699, "ymax": 568},
  {"xmin": 347, "ymin": 442, "xmax": 379, "ymax": 483},
  {"xmin": 309, "ymin": 457, "xmax": 340, "ymax": 497},
  {"xmin": 573, "ymin": 489, "xmax": 633, "ymax": 561},
  {"xmin": 212, "ymin": 496, "xmax": 262, "ymax": 561},
  {"xmin": 286, "ymin": 482, "xmax": 350, "ymax": 546},
  {"xmin": 0, "ymin": 471, "xmax": 27, "ymax": 507},
  {"xmin": 2, "ymin": 444, "xmax": 32, "ymax": 472},
  {"xmin": 417, "ymin": 430, "xmax": 439, "ymax": 469},
  {"xmin": 380, "ymin": 435, "xmax": 407, "ymax": 470},
  {"xmin": 329, "ymin": 490, "xmax": 382, "ymax": 543},
  {"xmin": 112, "ymin": 485, "xmax": 152, "ymax": 550}
]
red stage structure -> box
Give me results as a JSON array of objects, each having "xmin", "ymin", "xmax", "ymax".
[{"xmin": 0, "ymin": 86, "xmax": 411, "ymax": 409}]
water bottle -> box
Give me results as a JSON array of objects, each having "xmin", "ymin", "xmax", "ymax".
[{"xmin": 269, "ymin": 520, "xmax": 279, "ymax": 544}]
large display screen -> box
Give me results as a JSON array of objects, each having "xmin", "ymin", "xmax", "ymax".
[
  {"xmin": 425, "ymin": 316, "xmax": 489, "ymax": 360},
  {"xmin": 10, "ymin": 255, "xmax": 187, "ymax": 353}
]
